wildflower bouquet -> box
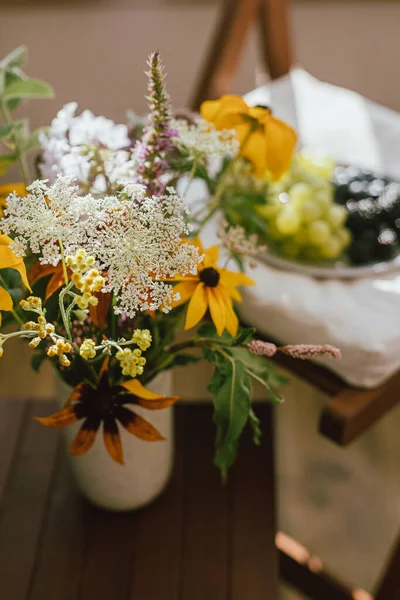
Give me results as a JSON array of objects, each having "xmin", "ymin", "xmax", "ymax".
[{"xmin": 0, "ymin": 47, "xmax": 339, "ymax": 478}]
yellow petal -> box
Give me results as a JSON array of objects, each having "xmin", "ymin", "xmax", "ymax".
[
  {"xmin": 13, "ymin": 261, "xmax": 32, "ymax": 292},
  {"xmin": 200, "ymin": 95, "xmax": 249, "ymax": 130},
  {"xmin": 264, "ymin": 116, "xmax": 297, "ymax": 181},
  {"xmin": 207, "ymin": 287, "xmax": 226, "ymax": 336},
  {"xmin": 239, "ymin": 127, "xmax": 269, "ymax": 178},
  {"xmin": 121, "ymin": 378, "xmax": 166, "ymax": 400},
  {"xmin": 185, "ymin": 282, "xmax": 208, "ymax": 330},
  {"xmin": 219, "ymin": 286, "xmax": 239, "ymax": 336},
  {"xmin": 0, "ymin": 235, "xmax": 23, "ymax": 269},
  {"xmin": 171, "ymin": 280, "xmax": 198, "ymax": 307},
  {"xmin": 248, "ymin": 106, "xmax": 271, "ymax": 124},
  {"xmin": 203, "ymin": 244, "xmax": 219, "ymax": 268},
  {"xmin": 0, "ymin": 286, "xmax": 13, "ymax": 312},
  {"xmin": 220, "ymin": 270, "xmax": 254, "ymax": 290},
  {"xmin": 0, "ymin": 183, "xmax": 27, "ymax": 198}
]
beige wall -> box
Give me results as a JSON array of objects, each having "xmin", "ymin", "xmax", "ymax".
[{"xmin": 0, "ymin": 2, "xmax": 400, "ymax": 128}]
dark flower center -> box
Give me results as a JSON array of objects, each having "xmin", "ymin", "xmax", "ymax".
[
  {"xmin": 255, "ymin": 104, "xmax": 272, "ymax": 113},
  {"xmin": 200, "ymin": 267, "xmax": 220, "ymax": 288},
  {"xmin": 87, "ymin": 388, "xmax": 121, "ymax": 418}
]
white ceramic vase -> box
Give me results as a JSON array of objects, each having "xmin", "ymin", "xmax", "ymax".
[{"xmin": 56, "ymin": 371, "xmax": 174, "ymax": 512}]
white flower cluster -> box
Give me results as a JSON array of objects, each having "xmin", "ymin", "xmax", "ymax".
[
  {"xmin": 1, "ymin": 176, "xmax": 102, "ymax": 265},
  {"xmin": 217, "ymin": 220, "xmax": 267, "ymax": 267},
  {"xmin": 39, "ymin": 102, "xmax": 135, "ymax": 194},
  {"xmin": 171, "ymin": 118, "xmax": 239, "ymax": 163},
  {"xmin": 85, "ymin": 184, "xmax": 202, "ymax": 317},
  {"xmin": 0, "ymin": 176, "xmax": 202, "ymax": 317}
]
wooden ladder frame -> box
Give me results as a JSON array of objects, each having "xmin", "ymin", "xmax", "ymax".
[{"xmin": 190, "ymin": 0, "xmax": 292, "ymax": 110}]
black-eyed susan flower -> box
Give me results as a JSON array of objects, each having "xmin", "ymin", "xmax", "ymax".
[
  {"xmin": 172, "ymin": 239, "xmax": 254, "ymax": 336},
  {"xmin": 200, "ymin": 95, "xmax": 297, "ymax": 181},
  {"xmin": 0, "ymin": 234, "xmax": 31, "ymax": 324},
  {"xmin": 36, "ymin": 358, "xmax": 179, "ymax": 465}
]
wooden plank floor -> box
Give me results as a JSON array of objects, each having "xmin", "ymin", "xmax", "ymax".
[{"xmin": 0, "ymin": 402, "xmax": 278, "ymax": 600}]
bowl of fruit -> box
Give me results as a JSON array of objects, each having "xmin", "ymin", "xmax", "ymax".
[{"xmin": 257, "ymin": 152, "xmax": 400, "ymax": 279}]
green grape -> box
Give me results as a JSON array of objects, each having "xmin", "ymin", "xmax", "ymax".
[
  {"xmin": 299, "ymin": 199, "xmax": 323, "ymax": 223},
  {"xmin": 306, "ymin": 220, "xmax": 331, "ymax": 246},
  {"xmin": 281, "ymin": 240, "xmax": 300, "ymax": 258},
  {"xmin": 302, "ymin": 246, "xmax": 323, "ymax": 261},
  {"xmin": 320, "ymin": 236, "xmax": 342, "ymax": 259},
  {"xmin": 289, "ymin": 182, "xmax": 312, "ymax": 205},
  {"xmin": 256, "ymin": 195, "xmax": 283, "ymax": 219},
  {"xmin": 314, "ymin": 187, "xmax": 333, "ymax": 211},
  {"xmin": 276, "ymin": 206, "xmax": 301, "ymax": 235},
  {"xmin": 267, "ymin": 221, "xmax": 287, "ymax": 241},
  {"xmin": 326, "ymin": 204, "xmax": 347, "ymax": 230},
  {"xmin": 293, "ymin": 227, "xmax": 309, "ymax": 246}
]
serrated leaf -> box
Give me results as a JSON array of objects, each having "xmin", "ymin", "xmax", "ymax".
[
  {"xmin": 0, "ymin": 46, "xmax": 27, "ymax": 70},
  {"xmin": 3, "ymin": 78, "xmax": 54, "ymax": 102},
  {"xmin": 230, "ymin": 346, "xmax": 284, "ymax": 403},
  {"xmin": 210, "ymin": 349, "xmax": 252, "ymax": 475},
  {"xmin": 197, "ymin": 322, "xmax": 234, "ymax": 344},
  {"xmin": 0, "ymin": 152, "xmax": 18, "ymax": 174}
]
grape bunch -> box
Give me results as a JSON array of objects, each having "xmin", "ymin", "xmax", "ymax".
[
  {"xmin": 333, "ymin": 166, "xmax": 400, "ymax": 264},
  {"xmin": 257, "ymin": 152, "xmax": 351, "ymax": 262}
]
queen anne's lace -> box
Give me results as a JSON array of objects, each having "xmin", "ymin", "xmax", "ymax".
[
  {"xmin": 171, "ymin": 118, "xmax": 239, "ymax": 163},
  {"xmin": 1, "ymin": 176, "xmax": 102, "ymax": 265},
  {"xmin": 85, "ymin": 184, "xmax": 202, "ymax": 317},
  {"xmin": 0, "ymin": 177, "xmax": 202, "ymax": 318}
]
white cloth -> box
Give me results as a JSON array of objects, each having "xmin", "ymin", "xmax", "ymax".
[{"xmin": 203, "ymin": 69, "xmax": 400, "ymax": 388}]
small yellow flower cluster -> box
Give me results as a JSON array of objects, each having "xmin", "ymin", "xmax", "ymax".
[
  {"xmin": 20, "ymin": 296, "xmax": 43, "ymax": 313},
  {"xmin": 79, "ymin": 339, "xmax": 96, "ymax": 360},
  {"xmin": 47, "ymin": 339, "xmax": 72, "ymax": 367},
  {"xmin": 116, "ymin": 347, "xmax": 146, "ymax": 378},
  {"xmin": 132, "ymin": 329, "xmax": 152, "ymax": 352},
  {"xmin": 66, "ymin": 250, "xmax": 105, "ymax": 310},
  {"xmin": 0, "ymin": 342, "xmax": 4, "ymax": 359},
  {"xmin": 24, "ymin": 315, "xmax": 55, "ymax": 343}
]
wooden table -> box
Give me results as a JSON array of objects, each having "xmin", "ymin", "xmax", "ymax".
[
  {"xmin": 0, "ymin": 395, "xmax": 381, "ymax": 600},
  {"xmin": 0, "ymin": 401, "xmax": 278, "ymax": 600}
]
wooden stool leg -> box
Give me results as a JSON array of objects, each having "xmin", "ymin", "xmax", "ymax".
[
  {"xmin": 375, "ymin": 536, "xmax": 400, "ymax": 599},
  {"xmin": 190, "ymin": 0, "xmax": 261, "ymax": 110},
  {"xmin": 258, "ymin": 0, "xmax": 292, "ymax": 80}
]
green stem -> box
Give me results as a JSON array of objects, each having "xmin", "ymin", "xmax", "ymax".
[
  {"xmin": 0, "ymin": 100, "xmax": 30, "ymax": 186},
  {"xmin": 182, "ymin": 160, "xmax": 197, "ymax": 199},
  {"xmin": 58, "ymin": 282, "xmax": 74, "ymax": 342},
  {"xmin": 58, "ymin": 240, "xmax": 69, "ymax": 286},
  {"xmin": 194, "ymin": 126, "xmax": 256, "ymax": 234}
]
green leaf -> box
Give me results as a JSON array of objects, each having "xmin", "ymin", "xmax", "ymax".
[
  {"xmin": 0, "ymin": 152, "xmax": 18, "ymax": 174},
  {"xmin": 0, "ymin": 46, "xmax": 27, "ymax": 70},
  {"xmin": 3, "ymin": 78, "xmax": 54, "ymax": 102},
  {"xmin": 234, "ymin": 327, "xmax": 255, "ymax": 345},
  {"xmin": 248, "ymin": 407, "xmax": 262, "ymax": 445},
  {"xmin": 0, "ymin": 123, "xmax": 15, "ymax": 139},
  {"xmin": 22, "ymin": 126, "xmax": 48, "ymax": 152},
  {"xmin": 230, "ymin": 346, "xmax": 284, "ymax": 404},
  {"xmin": 170, "ymin": 353, "xmax": 202, "ymax": 368},
  {"xmin": 208, "ymin": 348, "xmax": 252, "ymax": 476}
]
